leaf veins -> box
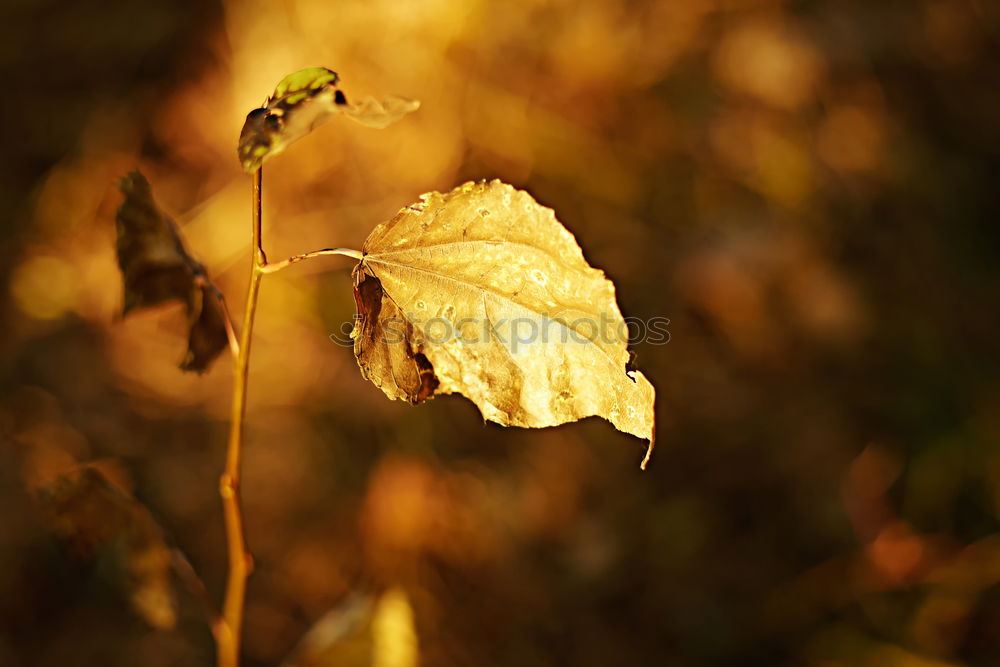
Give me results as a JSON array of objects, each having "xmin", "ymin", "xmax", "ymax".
[{"xmin": 351, "ymin": 180, "xmax": 656, "ymax": 467}]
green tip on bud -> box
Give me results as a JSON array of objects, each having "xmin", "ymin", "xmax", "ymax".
[{"xmin": 271, "ymin": 67, "xmax": 339, "ymax": 101}]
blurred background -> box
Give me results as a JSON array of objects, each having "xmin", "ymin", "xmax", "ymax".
[{"xmin": 2, "ymin": 0, "xmax": 999, "ymax": 665}]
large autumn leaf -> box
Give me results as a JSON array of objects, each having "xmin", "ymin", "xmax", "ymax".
[
  {"xmin": 351, "ymin": 181, "xmax": 655, "ymax": 467},
  {"xmin": 238, "ymin": 67, "xmax": 420, "ymax": 173}
]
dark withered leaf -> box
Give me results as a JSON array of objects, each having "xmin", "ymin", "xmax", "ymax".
[
  {"xmin": 37, "ymin": 466, "xmax": 178, "ymax": 629},
  {"xmin": 182, "ymin": 280, "xmax": 230, "ymax": 373},
  {"xmin": 115, "ymin": 171, "xmax": 229, "ymax": 372}
]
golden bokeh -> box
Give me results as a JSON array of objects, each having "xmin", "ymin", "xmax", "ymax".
[{"xmin": 2, "ymin": 0, "xmax": 998, "ymax": 664}]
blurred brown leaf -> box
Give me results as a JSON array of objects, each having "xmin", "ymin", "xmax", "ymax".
[
  {"xmin": 114, "ymin": 170, "xmax": 229, "ymax": 372},
  {"xmin": 37, "ymin": 466, "xmax": 178, "ymax": 629},
  {"xmin": 282, "ymin": 587, "xmax": 417, "ymax": 667},
  {"xmin": 351, "ymin": 180, "xmax": 655, "ymax": 466}
]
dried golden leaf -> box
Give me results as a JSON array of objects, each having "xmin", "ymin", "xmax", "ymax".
[
  {"xmin": 114, "ymin": 171, "xmax": 229, "ymax": 372},
  {"xmin": 37, "ymin": 466, "xmax": 178, "ymax": 629},
  {"xmin": 238, "ymin": 67, "xmax": 419, "ymax": 172},
  {"xmin": 352, "ymin": 181, "xmax": 655, "ymax": 467}
]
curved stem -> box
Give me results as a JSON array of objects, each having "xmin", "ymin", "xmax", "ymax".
[
  {"xmin": 217, "ymin": 167, "xmax": 264, "ymax": 667},
  {"xmin": 261, "ymin": 247, "xmax": 363, "ymax": 274}
]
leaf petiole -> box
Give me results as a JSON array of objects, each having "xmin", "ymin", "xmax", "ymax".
[{"xmin": 260, "ymin": 247, "xmax": 363, "ymax": 274}]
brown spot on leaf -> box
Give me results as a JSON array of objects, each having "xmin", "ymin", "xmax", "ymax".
[{"xmin": 352, "ymin": 267, "xmax": 438, "ymax": 404}]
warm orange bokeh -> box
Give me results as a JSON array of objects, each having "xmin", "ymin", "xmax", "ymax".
[{"xmin": 3, "ymin": 0, "xmax": 997, "ymax": 665}]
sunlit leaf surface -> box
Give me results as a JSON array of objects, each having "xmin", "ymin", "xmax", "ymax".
[{"xmin": 352, "ymin": 180, "xmax": 655, "ymax": 466}]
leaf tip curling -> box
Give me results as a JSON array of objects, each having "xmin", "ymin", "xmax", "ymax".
[{"xmin": 640, "ymin": 426, "xmax": 655, "ymax": 471}]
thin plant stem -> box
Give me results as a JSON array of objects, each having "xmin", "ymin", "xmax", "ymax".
[
  {"xmin": 214, "ymin": 169, "xmax": 358, "ymax": 666},
  {"xmin": 217, "ymin": 166, "xmax": 265, "ymax": 667},
  {"xmin": 261, "ymin": 247, "xmax": 363, "ymax": 274}
]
